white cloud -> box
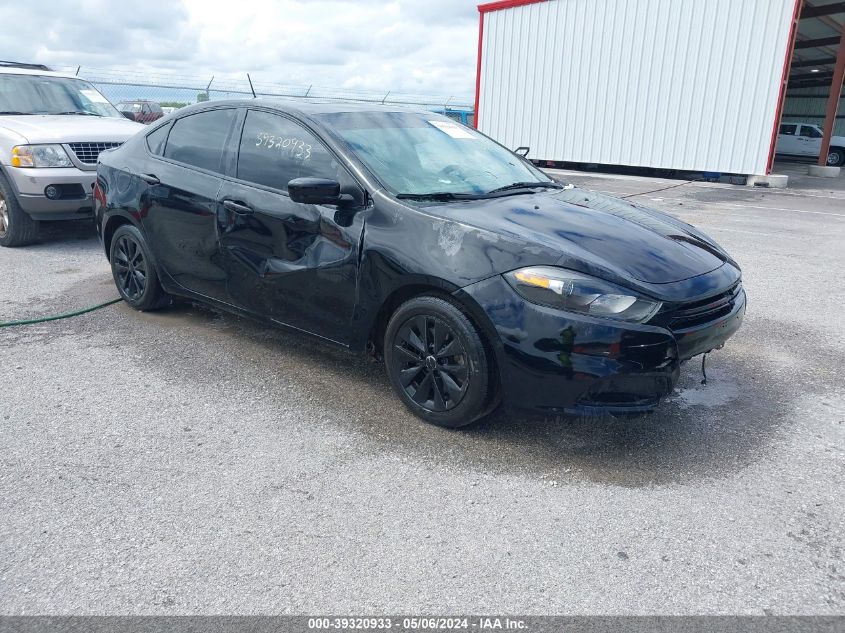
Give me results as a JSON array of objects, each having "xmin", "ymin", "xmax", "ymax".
[{"xmin": 2, "ymin": 0, "xmax": 479, "ymax": 101}]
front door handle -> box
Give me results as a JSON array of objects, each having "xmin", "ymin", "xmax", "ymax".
[
  {"xmin": 222, "ymin": 199, "xmax": 254, "ymax": 215},
  {"xmin": 137, "ymin": 173, "xmax": 160, "ymax": 185}
]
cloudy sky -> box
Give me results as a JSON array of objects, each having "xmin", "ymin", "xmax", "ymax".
[{"xmin": 1, "ymin": 0, "xmax": 480, "ymax": 100}]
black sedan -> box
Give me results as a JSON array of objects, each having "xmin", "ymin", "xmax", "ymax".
[{"xmin": 94, "ymin": 100, "xmax": 745, "ymax": 427}]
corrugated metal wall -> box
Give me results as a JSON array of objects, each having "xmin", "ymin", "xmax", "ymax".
[{"xmin": 477, "ymin": 0, "xmax": 798, "ymax": 175}]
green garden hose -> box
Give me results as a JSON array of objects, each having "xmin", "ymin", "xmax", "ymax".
[{"xmin": 0, "ymin": 298, "xmax": 122, "ymax": 328}]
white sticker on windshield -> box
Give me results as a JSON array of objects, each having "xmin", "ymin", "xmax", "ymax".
[
  {"xmin": 81, "ymin": 89, "xmax": 109, "ymax": 104},
  {"xmin": 428, "ymin": 120, "xmax": 474, "ymax": 139}
]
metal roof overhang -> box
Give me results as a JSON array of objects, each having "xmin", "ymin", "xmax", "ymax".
[
  {"xmin": 789, "ymin": 1, "xmax": 845, "ymax": 89},
  {"xmin": 788, "ymin": 1, "xmax": 845, "ymax": 167}
]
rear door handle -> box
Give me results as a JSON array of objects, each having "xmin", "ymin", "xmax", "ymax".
[
  {"xmin": 137, "ymin": 173, "xmax": 160, "ymax": 185},
  {"xmin": 222, "ymin": 199, "xmax": 254, "ymax": 215}
]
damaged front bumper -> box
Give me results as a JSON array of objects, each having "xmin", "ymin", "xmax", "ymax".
[{"xmin": 459, "ymin": 275, "xmax": 746, "ymax": 416}]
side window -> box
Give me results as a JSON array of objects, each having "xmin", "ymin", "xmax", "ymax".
[
  {"xmin": 801, "ymin": 125, "xmax": 822, "ymax": 139},
  {"xmin": 779, "ymin": 124, "xmax": 796, "ymax": 136},
  {"xmin": 237, "ymin": 109, "xmax": 340, "ymax": 190},
  {"xmin": 164, "ymin": 109, "xmax": 236, "ymax": 173},
  {"xmin": 145, "ymin": 122, "xmax": 171, "ymax": 156}
]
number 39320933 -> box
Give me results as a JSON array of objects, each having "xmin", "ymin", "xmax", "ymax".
[{"xmin": 255, "ymin": 132, "xmax": 312, "ymax": 160}]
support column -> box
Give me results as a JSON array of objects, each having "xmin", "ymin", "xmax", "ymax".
[
  {"xmin": 814, "ymin": 22, "xmax": 845, "ymax": 175},
  {"xmin": 768, "ymin": 0, "xmax": 804, "ymax": 175}
]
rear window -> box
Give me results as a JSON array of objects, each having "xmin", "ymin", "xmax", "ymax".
[
  {"xmin": 163, "ymin": 109, "xmax": 236, "ymax": 173},
  {"xmin": 146, "ymin": 122, "xmax": 171, "ymax": 156},
  {"xmin": 779, "ymin": 124, "xmax": 796, "ymax": 136}
]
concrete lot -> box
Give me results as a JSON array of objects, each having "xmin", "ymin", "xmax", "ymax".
[{"xmin": 0, "ymin": 168, "xmax": 843, "ymax": 615}]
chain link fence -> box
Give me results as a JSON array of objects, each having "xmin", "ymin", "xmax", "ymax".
[{"xmin": 52, "ymin": 65, "xmax": 474, "ymax": 125}]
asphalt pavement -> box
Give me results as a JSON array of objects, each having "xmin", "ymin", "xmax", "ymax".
[{"xmin": 1, "ymin": 167, "xmax": 843, "ymax": 614}]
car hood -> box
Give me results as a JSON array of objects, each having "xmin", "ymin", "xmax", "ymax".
[
  {"xmin": 0, "ymin": 115, "xmax": 144, "ymax": 144},
  {"xmin": 421, "ymin": 187, "xmax": 732, "ymax": 286}
]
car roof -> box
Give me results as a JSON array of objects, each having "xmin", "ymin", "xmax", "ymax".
[
  {"xmin": 0, "ymin": 66, "xmax": 81, "ymax": 80},
  {"xmin": 186, "ymin": 97, "xmax": 439, "ymax": 118}
]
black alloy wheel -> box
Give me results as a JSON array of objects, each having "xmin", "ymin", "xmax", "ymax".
[
  {"xmin": 109, "ymin": 224, "xmax": 170, "ymax": 311},
  {"xmin": 384, "ymin": 295, "xmax": 496, "ymax": 428},
  {"xmin": 392, "ymin": 314, "xmax": 469, "ymax": 412},
  {"xmin": 113, "ymin": 234, "xmax": 148, "ymax": 301}
]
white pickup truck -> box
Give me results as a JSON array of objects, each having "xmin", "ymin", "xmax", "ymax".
[
  {"xmin": 775, "ymin": 121, "xmax": 845, "ymax": 167},
  {"xmin": 0, "ymin": 63, "xmax": 144, "ymax": 247}
]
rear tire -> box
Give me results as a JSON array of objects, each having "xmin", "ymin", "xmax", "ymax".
[
  {"xmin": 0, "ymin": 173, "xmax": 40, "ymax": 247},
  {"xmin": 109, "ymin": 224, "xmax": 170, "ymax": 311},
  {"xmin": 827, "ymin": 147, "xmax": 845, "ymax": 167},
  {"xmin": 384, "ymin": 295, "xmax": 493, "ymax": 428}
]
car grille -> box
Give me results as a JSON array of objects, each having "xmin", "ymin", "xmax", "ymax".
[
  {"xmin": 66, "ymin": 142, "xmax": 123, "ymax": 165},
  {"xmin": 653, "ymin": 282, "xmax": 743, "ymax": 331}
]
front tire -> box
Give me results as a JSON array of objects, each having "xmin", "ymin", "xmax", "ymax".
[
  {"xmin": 0, "ymin": 174, "xmax": 39, "ymax": 247},
  {"xmin": 109, "ymin": 224, "xmax": 170, "ymax": 311},
  {"xmin": 384, "ymin": 295, "xmax": 493, "ymax": 428}
]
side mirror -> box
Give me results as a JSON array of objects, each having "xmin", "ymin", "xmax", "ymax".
[
  {"xmin": 515, "ymin": 146, "xmax": 530, "ymax": 158},
  {"xmin": 288, "ymin": 177, "xmax": 341, "ymax": 205},
  {"xmin": 121, "ymin": 111, "xmax": 136, "ymax": 120}
]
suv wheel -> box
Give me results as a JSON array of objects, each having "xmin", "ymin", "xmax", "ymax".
[
  {"xmin": 0, "ymin": 174, "xmax": 39, "ymax": 247},
  {"xmin": 109, "ymin": 224, "xmax": 170, "ymax": 311},
  {"xmin": 384, "ymin": 295, "xmax": 494, "ymax": 428}
]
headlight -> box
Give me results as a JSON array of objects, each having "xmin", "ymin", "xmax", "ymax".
[
  {"xmin": 504, "ymin": 266, "xmax": 662, "ymax": 323},
  {"xmin": 11, "ymin": 144, "xmax": 73, "ymax": 168}
]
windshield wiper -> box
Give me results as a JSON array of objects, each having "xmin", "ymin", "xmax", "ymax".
[
  {"xmin": 51, "ymin": 111, "xmax": 102, "ymax": 116},
  {"xmin": 0, "ymin": 111, "xmax": 32, "ymax": 115},
  {"xmin": 396, "ymin": 191, "xmax": 484, "ymax": 201},
  {"xmin": 396, "ymin": 183, "xmax": 563, "ymax": 202},
  {"xmin": 486, "ymin": 181, "xmax": 564, "ymax": 195}
]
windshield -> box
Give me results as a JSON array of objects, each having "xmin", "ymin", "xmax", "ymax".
[
  {"xmin": 318, "ymin": 111, "xmax": 552, "ymax": 196},
  {"xmin": 0, "ymin": 73, "xmax": 123, "ymax": 117}
]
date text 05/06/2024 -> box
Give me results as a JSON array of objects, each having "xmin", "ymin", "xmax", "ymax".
[{"xmin": 307, "ymin": 616, "xmax": 528, "ymax": 630}]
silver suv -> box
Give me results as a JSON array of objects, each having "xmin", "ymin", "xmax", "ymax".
[{"xmin": 0, "ymin": 64, "xmax": 144, "ymax": 246}]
